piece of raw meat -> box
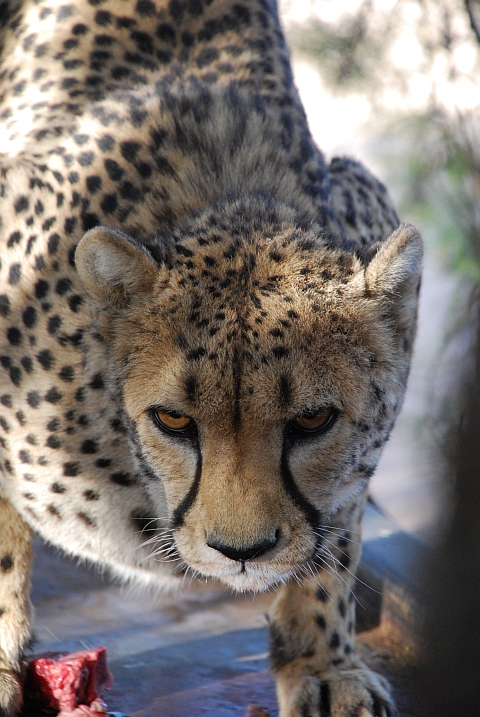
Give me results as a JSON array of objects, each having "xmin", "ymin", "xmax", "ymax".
[{"xmin": 24, "ymin": 646, "xmax": 114, "ymax": 714}]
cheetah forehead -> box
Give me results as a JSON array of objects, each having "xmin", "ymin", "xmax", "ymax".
[{"xmin": 117, "ymin": 234, "xmax": 379, "ymax": 422}]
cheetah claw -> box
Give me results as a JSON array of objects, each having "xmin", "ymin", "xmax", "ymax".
[{"xmin": 277, "ymin": 664, "xmax": 396, "ymax": 717}]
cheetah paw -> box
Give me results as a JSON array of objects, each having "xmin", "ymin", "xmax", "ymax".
[
  {"xmin": 277, "ymin": 664, "xmax": 395, "ymax": 717},
  {"xmin": 0, "ymin": 668, "xmax": 22, "ymax": 717}
]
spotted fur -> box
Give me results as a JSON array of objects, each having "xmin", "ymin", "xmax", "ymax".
[{"xmin": 0, "ymin": 1, "xmax": 422, "ymax": 715}]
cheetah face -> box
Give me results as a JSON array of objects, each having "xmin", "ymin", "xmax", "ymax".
[{"xmin": 76, "ymin": 199, "xmax": 422, "ymax": 592}]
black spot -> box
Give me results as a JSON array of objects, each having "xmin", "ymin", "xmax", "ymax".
[
  {"xmin": 81, "ymin": 439, "xmax": 98, "ymax": 454},
  {"xmin": 131, "ymin": 29, "xmax": 154, "ymax": 54},
  {"xmin": 68, "ymin": 295, "xmax": 84, "ymax": 314},
  {"xmin": 57, "ymin": 4, "xmax": 73, "ymax": 19},
  {"xmin": 96, "ymin": 134, "xmax": 115, "ymax": 152},
  {"xmin": 96, "ymin": 458, "xmax": 111, "ymax": 468},
  {"xmin": 156, "ymin": 22, "xmax": 175, "ymax": 43},
  {"xmin": 55, "ymin": 278, "xmax": 73, "ymax": 296},
  {"xmin": 95, "ymin": 9, "xmax": 111, "ymax": 24},
  {"xmin": 23, "ymin": 306, "xmax": 37, "ymax": 328},
  {"xmin": 48, "ymin": 233, "xmax": 60, "ymax": 255},
  {"xmin": 196, "ymin": 47, "xmax": 219, "ymax": 68},
  {"xmin": 84, "ymin": 489, "xmax": 99, "ymax": 500},
  {"xmin": 136, "ymin": 0, "xmax": 156, "ymax": 15},
  {"xmin": 0, "ymin": 417, "xmax": 10, "ymax": 433},
  {"xmin": 14, "ymin": 196, "xmax": 29, "ymax": 214},
  {"xmin": 184, "ymin": 375, "xmax": 196, "ymax": 401},
  {"xmin": 86, "ymin": 175, "xmax": 102, "ymax": 193},
  {"xmin": 110, "ymin": 418, "xmax": 127, "ymax": 434},
  {"xmin": 19, "ymin": 450, "xmax": 32, "ymax": 464},
  {"xmin": 338, "ymin": 598, "xmax": 346, "ymax": 618},
  {"xmin": 272, "ymin": 346, "xmax": 289, "ymax": 359},
  {"xmin": 59, "ymin": 366, "xmax": 75, "ymax": 382},
  {"xmin": 37, "ymin": 350, "xmax": 55, "ymax": 370},
  {"xmin": 316, "ymin": 585, "xmax": 329, "ymax": 602},
  {"xmin": 110, "ymin": 471, "xmax": 135, "ymax": 486},
  {"xmin": 279, "ymin": 374, "xmax": 290, "ymax": 404},
  {"xmin": 77, "ymin": 511, "xmax": 97, "ymax": 527},
  {"xmin": 16, "ymin": 411, "xmax": 26, "ymax": 426},
  {"xmin": 104, "ymin": 158, "xmax": 124, "ymax": 181},
  {"xmin": 72, "ymin": 22, "xmax": 89, "ymax": 35},
  {"xmin": 47, "ymin": 418, "xmax": 60, "ymax": 431},
  {"xmin": 187, "ymin": 347, "xmax": 206, "ymax": 361},
  {"xmin": 7, "ymin": 327, "xmax": 22, "ymax": 346},
  {"xmin": 82, "ymin": 213, "xmax": 100, "ymax": 231},
  {"xmin": 47, "ymin": 436, "xmax": 61, "ymax": 449},
  {"xmin": 42, "ymin": 217, "xmax": 56, "ymax": 232},
  {"xmin": 8, "ymin": 231, "xmax": 22, "ymax": 248},
  {"xmin": 120, "ymin": 181, "xmax": 141, "ymax": 201},
  {"xmin": 20, "ymin": 356, "xmax": 32, "ymax": 373},
  {"xmin": 0, "ymin": 295, "xmax": 10, "ymax": 317},
  {"xmin": 47, "ymin": 504, "xmax": 62, "ymax": 518},
  {"xmin": 35, "ymin": 280, "xmax": 49, "ymax": 299},
  {"xmin": 315, "ymin": 614, "xmax": 326, "ymax": 630},
  {"xmin": 9, "ymin": 264, "xmax": 21, "ymax": 285},
  {"xmin": 0, "ymin": 395, "xmax": 12, "ymax": 407},
  {"xmin": 77, "ymin": 151, "xmax": 95, "ymax": 168},
  {"xmin": 0, "ymin": 556, "xmax": 13, "ymax": 572},
  {"xmin": 27, "ymin": 391, "xmax": 42, "ymax": 408},
  {"xmin": 339, "ymin": 552, "xmax": 351, "ymax": 570},
  {"xmin": 45, "ymin": 387, "xmax": 62, "ymax": 404},
  {"xmin": 89, "ymin": 373, "xmax": 104, "ymax": 390},
  {"xmin": 63, "ymin": 462, "xmax": 80, "ymax": 476},
  {"xmin": 100, "ymin": 193, "xmax": 118, "ymax": 214},
  {"xmin": 329, "ymin": 632, "xmax": 341, "ymax": 649},
  {"xmin": 120, "ymin": 140, "xmax": 142, "ymax": 162},
  {"xmin": 47, "ymin": 315, "xmax": 62, "ymax": 334}
]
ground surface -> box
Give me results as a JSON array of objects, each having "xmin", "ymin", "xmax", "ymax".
[{"xmin": 22, "ymin": 524, "xmax": 421, "ymax": 717}]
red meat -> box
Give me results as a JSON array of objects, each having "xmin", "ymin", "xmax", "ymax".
[{"xmin": 25, "ymin": 646, "xmax": 114, "ymax": 714}]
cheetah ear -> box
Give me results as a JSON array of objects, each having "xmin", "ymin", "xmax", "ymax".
[
  {"xmin": 364, "ymin": 223, "xmax": 423, "ymax": 332},
  {"xmin": 75, "ymin": 226, "xmax": 158, "ymax": 309}
]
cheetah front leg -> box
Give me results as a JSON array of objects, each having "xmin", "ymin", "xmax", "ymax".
[
  {"xmin": 269, "ymin": 506, "xmax": 394, "ymax": 717},
  {"xmin": 0, "ymin": 490, "xmax": 33, "ymax": 717}
]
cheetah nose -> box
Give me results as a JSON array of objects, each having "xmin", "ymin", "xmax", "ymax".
[{"xmin": 207, "ymin": 531, "xmax": 279, "ymax": 562}]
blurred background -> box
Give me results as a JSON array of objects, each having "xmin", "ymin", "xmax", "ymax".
[{"xmin": 280, "ymin": 0, "xmax": 480, "ymax": 543}]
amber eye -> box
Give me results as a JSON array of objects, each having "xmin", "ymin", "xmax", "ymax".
[
  {"xmin": 290, "ymin": 408, "xmax": 336, "ymax": 436},
  {"xmin": 152, "ymin": 409, "xmax": 196, "ymax": 436}
]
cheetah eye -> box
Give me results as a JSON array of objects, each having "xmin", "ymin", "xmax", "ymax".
[
  {"xmin": 289, "ymin": 408, "xmax": 337, "ymax": 437},
  {"xmin": 151, "ymin": 409, "xmax": 196, "ymax": 437}
]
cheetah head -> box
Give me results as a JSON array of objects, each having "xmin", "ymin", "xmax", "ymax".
[{"xmin": 76, "ymin": 197, "xmax": 422, "ymax": 592}]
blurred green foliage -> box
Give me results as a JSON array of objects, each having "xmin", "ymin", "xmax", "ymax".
[{"xmin": 285, "ymin": 0, "xmax": 480, "ymax": 280}]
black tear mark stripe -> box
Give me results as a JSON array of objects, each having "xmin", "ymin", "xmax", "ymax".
[
  {"xmin": 280, "ymin": 438, "xmax": 321, "ymax": 529},
  {"xmin": 171, "ymin": 446, "xmax": 202, "ymax": 529}
]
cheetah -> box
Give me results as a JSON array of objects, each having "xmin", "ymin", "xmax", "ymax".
[{"xmin": 0, "ymin": 0, "xmax": 422, "ymax": 715}]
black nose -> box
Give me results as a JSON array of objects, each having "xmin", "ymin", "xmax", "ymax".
[{"xmin": 207, "ymin": 532, "xmax": 279, "ymax": 562}]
